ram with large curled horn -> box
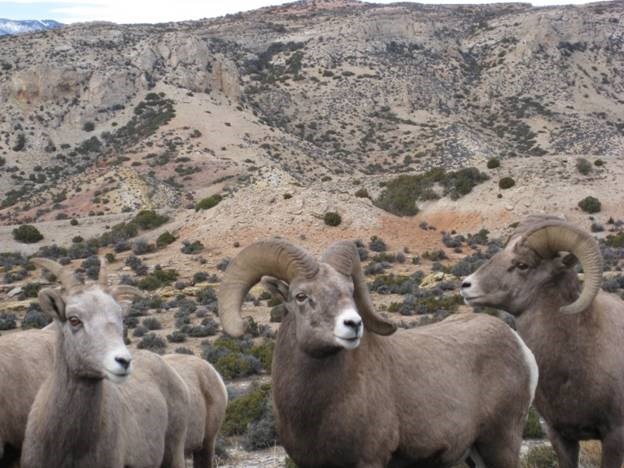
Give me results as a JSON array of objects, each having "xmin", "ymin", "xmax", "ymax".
[
  {"xmin": 219, "ymin": 239, "xmax": 538, "ymax": 468},
  {"xmin": 461, "ymin": 215, "xmax": 624, "ymax": 468}
]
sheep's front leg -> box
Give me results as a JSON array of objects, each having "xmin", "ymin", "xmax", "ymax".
[{"xmin": 601, "ymin": 427, "xmax": 624, "ymax": 468}]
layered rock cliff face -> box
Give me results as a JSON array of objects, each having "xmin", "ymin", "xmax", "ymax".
[{"xmin": 0, "ymin": 0, "xmax": 622, "ymax": 224}]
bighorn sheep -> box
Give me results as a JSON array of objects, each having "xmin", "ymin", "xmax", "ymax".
[
  {"xmin": 218, "ymin": 239, "xmax": 538, "ymax": 467},
  {"xmin": 461, "ymin": 215, "xmax": 624, "ymax": 468},
  {"xmin": 163, "ymin": 354, "xmax": 228, "ymax": 468},
  {"xmin": 21, "ymin": 258, "xmax": 189, "ymax": 468},
  {"xmin": 0, "ymin": 327, "xmax": 54, "ymax": 467}
]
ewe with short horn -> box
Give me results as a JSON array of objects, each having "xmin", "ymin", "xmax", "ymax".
[
  {"xmin": 461, "ymin": 215, "xmax": 624, "ymax": 468},
  {"xmin": 219, "ymin": 239, "xmax": 537, "ymax": 467},
  {"xmin": 19, "ymin": 257, "xmax": 185, "ymax": 468}
]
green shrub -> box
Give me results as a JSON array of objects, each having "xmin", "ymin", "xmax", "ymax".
[
  {"xmin": 250, "ymin": 340, "xmax": 275, "ymax": 371},
  {"xmin": 181, "ymin": 240, "xmax": 204, "ymax": 254},
  {"xmin": 13, "ymin": 133, "xmax": 26, "ymax": 151},
  {"xmin": 375, "ymin": 168, "xmax": 488, "ymax": 216},
  {"xmin": 215, "ymin": 352, "xmax": 261, "ymax": 380},
  {"xmin": 83, "ymin": 121, "xmax": 95, "ymax": 132},
  {"xmin": 354, "ymin": 188, "xmax": 370, "ymax": 198},
  {"xmin": 576, "ymin": 158, "xmax": 592, "ymax": 175},
  {"xmin": 486, "ymin": 157, "xmax": 500, "ymax": 169},
  {"xmin": 137, "ymin": 332, "xmax": 167, "ymax": 354},
  {"xmin": 13, "ymin": 225, "xmax": 43, "ymax": 243},
  {"xmin": 0, "ymin": 313, "xmax": 17, "ymax": 330},
  {"xmin": 196, "ymin": 194, "xmax": 222, "ymax": 211},
  {"xmin": 76, "ymin": 136, "xmax": 102, "ymax": 155},
  {"xmin": 167, "ymin": 330, "xmax": 187, "ymax": 343},
  {"xmin": 133, "ymin": 210, "xmax": 169, "ymax": 230},
  {"xmin": 21, "ymin": 282, "xmax": 42, "ymax": 298},
  {"xmin": 137, "ymin": 267, "xmax": 179, "ymax": 290},
  {"xmin": 197, "ymin": 286, "xmax": 217, "ymax": 305},
  {"xmin": 521, "ymin": 445, "xmax": 557, "ymax": 468},
  {"xmin": 244, "ymin": 397, "xmax": 278, "ymax": 450},
  {"xmin": 324, "ymin": 212, "xmax": 342, "ymax": 226},
  {"xmin": 523, "ymin": 407, "xmax": 545, "ymax": 439},
  {"xmin": 578, "ymin": 196, "xmax": 601, "ymax": 213},
  {"xmin": 156, "ymin": 231, "xmax": 176, "ymax": 248},
  {"xmin": 214, "ymin": 335, "xmax": 246, "ymax": 353},
  {"xmin": 142, "ymin": 317, "xmax": 162, "ymax": 330},
  {"xmin": 369, "ymin": 235, "xmax": 387, "ymax": 252},
  {"xmin": 499, "ymin": 177, "xmax": 515, "ymax": 189},
  {"xmin": 137, "ymin": 275, "xmax": 162, "ymax": 291},
  {"xmin": 222, "ymin": 384, "xmax": 271, "ymax": 436},
  {"xmin": 605, "ymin": 232, "xmax": 624, "ymax": 248}
]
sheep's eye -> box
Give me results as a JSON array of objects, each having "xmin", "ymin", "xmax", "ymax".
[
  {"xmin": 295, "ymin": 293, "xmax": 307, "ymax": 303},
  {"xmin": 68, "ymin": 316, "xmax": 82, "ymax": 327},
  {"xmin": 516, "ymin": 262, "xmax": 529, "ymax": 271}
]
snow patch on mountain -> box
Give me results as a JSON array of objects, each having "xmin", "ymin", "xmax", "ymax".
[{"xmin": 0, "ymin": 19, "xmax": 62, "ymax": 36}]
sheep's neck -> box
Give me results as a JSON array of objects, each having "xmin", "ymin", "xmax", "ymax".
[
  {"xmin": 42, "ymin": 334, "xmax": 105, "ymax": 466},
  {"xmin": 273, "ymin": 316, "xmax": 367, "ymax": 437},
  {"xmin": 515, "ymin": 274, "xmax": 590, "ymax": 375}
]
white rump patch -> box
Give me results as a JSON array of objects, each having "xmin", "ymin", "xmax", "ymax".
[
  {"xmin": 511, "ymin": 329, "xmax": 539, "ymax": 403},
  {"xmin": 215, "ymin": 366, "xmax": 228, "ymax": 404}
]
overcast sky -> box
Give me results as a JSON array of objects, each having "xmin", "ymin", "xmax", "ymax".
[{"xmin": 0, "ymin": 0, "xmax": 609, "ymax": 24}]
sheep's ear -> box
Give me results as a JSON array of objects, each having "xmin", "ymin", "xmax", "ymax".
[
  {"xmin": 261, "ymin": 276, "xmax": 289, "ymax": 302},
  {"xmin": 561, "ymin": 253, "xmax": 578, "ymax": 268},
  {"xmin": 38, "ymin": 288, "xmax": 66, "ymax": 321}
]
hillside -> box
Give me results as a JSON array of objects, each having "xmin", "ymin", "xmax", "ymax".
[{"xmin": 0, "ymin": 0, "xmax": 622, "ymax": 232}]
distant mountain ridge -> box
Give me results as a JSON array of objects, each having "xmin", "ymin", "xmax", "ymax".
[
  {"xmin": 0, "ymin": 19, "xmax": 62, "ymax": 36},
  {"xmin": 0, "ymin": 1, "xmax": 622, "ymax": 227}
]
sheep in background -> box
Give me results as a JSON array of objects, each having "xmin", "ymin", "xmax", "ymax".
[
  {"xmin": 218, "ymin": 239, "xmax": 538, "ymax": 468},
  {"xmin": 461, "ymin": 215, "xmax": 624, "ymax": 468},
  {"xmin": 163, "ymin": 354, "xmax": 228, "ymax": 468},
  {"xmin": 0, "ymin": 327, "xmax": 54, "ymax": 467},
  {"xmin": 21, "ymin": 258, "xmax": 189, "ymax": 468}
]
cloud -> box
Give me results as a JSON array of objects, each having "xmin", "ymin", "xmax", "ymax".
[
  {"xmin": 0, "ymin": 0, "xmax": 609, "ymax": 23},
  {"xmin": 1, "ymin": 0, "xmax": 277, "ymax": 23}
]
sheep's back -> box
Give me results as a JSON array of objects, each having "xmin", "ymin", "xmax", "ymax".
[{"xmin": 0, "ymin": 328, "xmax": 55, "ymax": 448}]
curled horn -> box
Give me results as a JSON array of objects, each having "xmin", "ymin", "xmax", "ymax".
[
  {"xmin": 321, "ymin": 241, "xmax": 397, "ymax": 335},
  {"xmin": 522, "ymin": 221, "xmax": 603, "ymax": 314},
  {"xmin": 31, "ymin": 257, "xmax": 82, "ymax": 293},
  {"xmin": 110, "ymin": 285, "xmax": 145, "ymax": 302},
  {"xmin": 218, "ymin": 239, "xmax": 319, "ymax": 337},
  {"xmin": 99, "ymin": 256, "xmax": 143, "ymax": 301}
]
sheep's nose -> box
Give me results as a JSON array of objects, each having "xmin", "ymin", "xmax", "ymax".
[
  {"xmin": 461, "ymin": 281, "xmax": 472, "ymax": 289},
  {"xmin": 344, "ymin": 317, "xmax": 362, "ymax": 332},
  {"xmin": 115, "ymin": 356, "xmax": 131, "ymax": 370}
]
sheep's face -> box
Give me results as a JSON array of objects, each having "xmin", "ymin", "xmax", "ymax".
[
  {"xmin": 460, "ymin": 236, "xmax": 574, "ymax": 315},
  {"xmin": 42, "ymin": 286, "xmax": 132, "ymax": 381},
  {"xmin": 264, "ymin": 265, "xmax": 364, "ymax": 356}
]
